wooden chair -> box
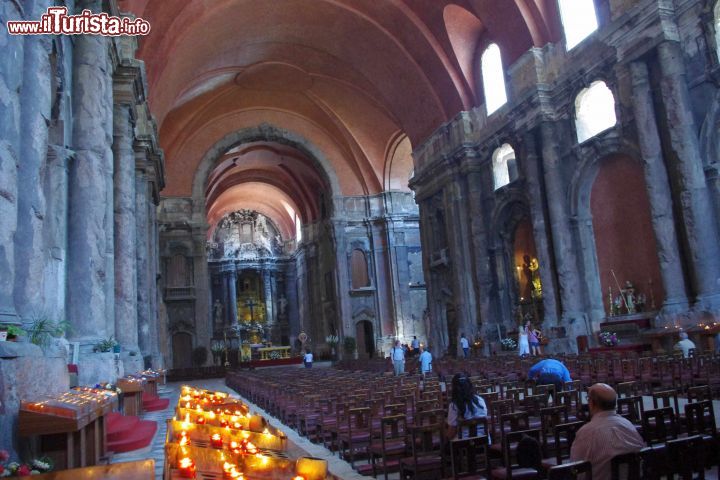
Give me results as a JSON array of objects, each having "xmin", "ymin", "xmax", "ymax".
[
  {"xmin": 399, "ymin": 423, "xmax": 445, "ymax": 480},
  {"xmin": 540, "ymin": 421, "xmax": 585, "ymax": 471},
  {"xmin": 490, "ymin": 429, "xmax": 543, "ymax": 480},
  {"xmin": 687, "ymin": 384, "xmax": 713, "ymax": 403},
  {"xmin": 651, "ymin": 389, "xmax": 680, "ymax": 416},
  {"xmin": 641, "ymin": 407, "xmax": 677, "ymax": 445},
  {"xmin": 547, "ymin": 460, "xmax": 592, "ymax": 480},
  {"xmin": 616, "ymin": 396, "xmax": 643, "ymax": 425},
  {"xmin": 457, "ymin": 416, "xmax": 489, "ymax": 439},
  {"xmin": 490, "ymin": 399, "xmax": 515, "ymax": 438},
  {"xmin": 450, "ymin": 435, "xmax": 491, "ymax": 479},
  {"xmin": 539, "ymin": 406, "xmax": 570, "ymax": 457},
  {"xmin": 666, "ymin": 435, "xmax": 706, "ymax": 480},
  {"xmin": 684, "ymin": 400, "xmax": 716, "ymax": 437},
  {"xmin": 616, "ymin": 381, "xmax": 642, "ymax": 398},
  {"xmin": 610, "ymin": 451, "xmax": 641, "ymax": 480},
  {"xmin": 338, "ymin": 407, "xmax": 372, "ymax": 467},
  {"xmin": 368, "ymin": 414, "xmax": 408, "ymax": 480}
]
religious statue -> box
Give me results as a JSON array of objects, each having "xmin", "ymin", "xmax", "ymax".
[
  {"xmin": 278, "ymin": 295, "xmax": 288, "ymax": 316},
  {"xmin": 213, "ymin": 299, "xmax": 223, "ymax": 324},
  {"xmin": 523, "ymin": 255, "xmax": 542, "ymax": 300},
  {"xmin": 614, "ymin": 281, "xmax": 645, "ymax": 315}
]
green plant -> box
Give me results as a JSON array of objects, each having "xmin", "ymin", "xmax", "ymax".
[
  {"xmin": 94, "ymin": 336, "xmax": 118, "ymax": 353},
  {"xmin": 192, "ymin": 346, "xmax": 208, "ymax": 366},
  {"xmin": 27, "ymin": 316, "xmax": 68, "ymax": 348},
  {"xmin": 343, "ymin": 336, "xmax": 356, "ymax": 354},
  {"xmin": 2, "ymin": 325, "xmax": 27, "ymax": 338}
]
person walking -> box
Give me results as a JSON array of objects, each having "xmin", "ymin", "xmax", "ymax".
[
  {"xmin": 410, "ymin": 336, "xmax": 420, "ymax": 356},
  {"xmin": 303, "ymin": 348, "xmax": 313, "ymax": 368},
  {"xmin": 418, "ymin": 345, "xmax": 432, "ymax": 377},
  {"xmin": 391, "ymin": 340, "xmax": 405, "ymax": 376},
  {"xmin": 460, "ymin": 333, "xmax": 470, "ymax": 358}
]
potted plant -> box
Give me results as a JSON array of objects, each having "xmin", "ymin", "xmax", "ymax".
[
  {"xmin": 94, "ymin": 336, "xmax": 118, "ymax": 353},
  {"xmin": 210, "ymin": 341, "xmax": 225, "ymax": 365},
  {"xmin": 27, "ymin": 316, "xmax": 68, "ymax": 348},
  {"xmin": 343, "ymin": 336, "xmax": 357, "ymax": 359},
  {"xmin": 1, "ymin": 325, "xmax": 27, "ymax": 342},
  {"xmin": 325, "ymin": 334, "xmax": 339, "ymax": 359}
]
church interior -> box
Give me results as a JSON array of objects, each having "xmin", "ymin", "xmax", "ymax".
[{"xmin": 1, "ymin": 0, "xmax": 720, "ymax": 478}]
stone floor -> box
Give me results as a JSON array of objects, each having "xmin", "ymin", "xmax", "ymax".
[{"xmin": 111, "ymin": 373, "xmax": 720, "ymax": 480}]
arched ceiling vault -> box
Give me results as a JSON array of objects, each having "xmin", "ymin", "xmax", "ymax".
[{"xmin": 122, "ymin": 0, "xmax": 558, "ymax": 227}]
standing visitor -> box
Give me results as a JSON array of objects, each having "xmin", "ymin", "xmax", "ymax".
[
  {"xmin": 518, "ymin": 325, "xmax": 530, "ymax": 357},
  {"xmin": 526, "ymin": 321, "xmax": 542, "ymax": 356},
  {"xmin": 673, "ymin": 331, "xmax": 696, "ymax": 358},
  {"xmin": 391, "ymin": 340, "xmax": 405, "ymax": 376},
  {"xmin": 303, "ymin": 348, "xmax": 313, "ymax": 368},
  {"xmin": 460, "ymin": 333, "xmax": 470, "ymax": 358},
  {"xmin": 411, "ymin": 336, "xmax": 420, "ymax": 355},
  {"xmin": 418, "ymin": 345, "xmax": 432, "ymax": 376}
]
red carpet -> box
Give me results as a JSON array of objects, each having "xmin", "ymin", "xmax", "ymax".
[
  {"xmin": 142, "ymin": 392, "xmax": 170, "ymax": 412},
  {"xmin": 106, "ymin": 412, "xmax": 157, "ymax": 453}
]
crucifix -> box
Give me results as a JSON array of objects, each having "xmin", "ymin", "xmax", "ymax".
[{"xmin": 245, "ymin": 298, "xmax": 257, "ymax": 323}]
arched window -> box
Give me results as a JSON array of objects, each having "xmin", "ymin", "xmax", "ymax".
[
  {"xmin": 493, "ymin": 144, "xmax": 518, "ymax": 190},
  {"xmin": 558, "ymin": 0, "xmax": 598, "ymax": 50},
  {"xmin": 575, "ymin": 81, "xmax": 617, "ymax": 143},
  {"xmin": 481, "ymin": 43, "xmax": 507, "ymax": 115},
  {"xmin": 715, "ymin": 1, "xmax": 720, "ymax": 63},
  {"xmin": 351, "ymin": 249, "xmax": 370, "ymax": 289}
]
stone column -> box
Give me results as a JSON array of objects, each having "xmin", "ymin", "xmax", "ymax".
[
  {"xmin": 286, "ymin": 265, "xmax": 300, "ymax": 346},
  {"xmin": 657, "ymin": 41, "xmax": 720, "ymax": 308},
  {"xmin": 67, "ymin": 2, "xmax": 113, "ymax": 345},
  {"xmin": 263, "ymin": 270, "xmax": 275, "ymax": 331},
  {"xmin": 14, "ymin": 0, "xmax": 52, "ymax": 320},
  {"xmin": 331, "ymin": 220, "xmax": 352, "ymax": 337},
  {"xmin": 135, "ymin": 168, "xmax": 151, "ymax": 357},
  {"xmin": 43, "ymin": 146, "xmax": 72, "ymax": 316},
  {"xmin": 147, "ymin": 199, "xmax": 161, "ymax": 365},
  {"xmin": 227, "ymin": 269, "xmax": 238, "ymax": 327},
  {"xmin": 112, "ymin": 105, "xmax": 138, "ymax": 351},
  {"xmin": 520, "ymin": 131, "xmax": 560, "ymax": 323},
  {"xmin": 540, "ymin": 121, "xmax": 589, "ymax": 349},
  {"xmin": 0, "ymin": 0, "xmax": 23, "ymax": 324},
  {"xmin": 629, "ymin": 61, "xmax": 689, "ymax": 313}
]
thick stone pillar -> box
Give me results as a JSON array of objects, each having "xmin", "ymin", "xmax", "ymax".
[
  {"xmin": 286, "ymin": 264, "xmax": 300, "ymax": 347},
  {"xmin": 135, "ymin": 169, "xmax": 151, "ymax": 357},
  {"xmin": 540, "ymin": 121, "xmax": 589, "ymax": 348},
  {"xmin": 263, "ymin": 270, "xmax": 274, "ymax": 329},
  {"xmin": 43, "ymin": 146, "xmax": 72, "ymax": 316},
  {"xmin": 112, "ymin": 105, "xmax": 138, "ymax": 351},
  {"xmin": 67, "ymin": 3, "xmax": 113, "ymax": 345},
  {"xmin": 227, "ymin": 270, "xmax": 238, "ymax": 327},
  {"xmin": 147, "ymin": 199, "xmax": 161, "ymax": 365},
  {"xmin": 0, "ymin": 2, "xmax": 23, "ymax": 324},
  {"xmin": 331, "ymin": 221, "xmax": 352, "ymax": 337},
  {"xmin": 520, "ymin": 131, "xmax": 560, "ymax": 324},
  {"xmin": 657, "ymin": 41, "xmax": 720, "ymax": 308},
  {"xmin": 629, "ymin": 60, "xmax": 689, "ymax": 313},
  {"xmin": 14, "ymin": 0, "xmax": 52, "ymax": 320}
]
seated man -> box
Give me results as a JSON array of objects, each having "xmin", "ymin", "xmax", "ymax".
[
  {"xmin": 527, "ymin": 358, "xmax": 571, "ymax": 393},
  {"xmin": 570, "ymin": 383, "xmax": 645, "ymax": 480},
  {"xmin": 673, "ymin": 331, "xmax": 696, "ymax": 358}
]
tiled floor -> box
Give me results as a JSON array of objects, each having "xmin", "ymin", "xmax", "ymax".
[{"xmin": 111, "ymin": 375, "xmax": 720, "ymax": 480}]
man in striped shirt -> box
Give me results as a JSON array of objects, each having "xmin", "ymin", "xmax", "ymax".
[{"xmin": 570, "ymin": 383, "xmax": 645, "ymax": 480}]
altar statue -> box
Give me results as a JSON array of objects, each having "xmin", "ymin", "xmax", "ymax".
[
  {"xmin": 213, "ymin": 299, "xmax": 223, "ymax": 324},
  {"xmin": 523, "ymin": 255, "xmax": 542, "ymax": 299},
  {"xmin": 619, "ymin": 281, "xmax": 637, "ymax": 314}
]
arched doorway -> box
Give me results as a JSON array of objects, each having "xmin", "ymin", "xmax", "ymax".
[
  {"xmin": 355, "ymin": 320, "xmax": 375, "ymax": 359},
  {"xmin": 172, "ymin": 332, "xmax": 193, "ymax": 368}
]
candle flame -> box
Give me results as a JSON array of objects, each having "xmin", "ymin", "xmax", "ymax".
[{"xmin": 179, "ymin": 457, "xmax": 193, "ymax": 468}]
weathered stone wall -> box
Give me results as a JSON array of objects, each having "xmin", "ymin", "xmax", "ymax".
[
  {"xmin": 0, "ymin": 0, "xmax": 164, "ymax": 394},
  {"xmin": 411, "ymin": 0, "xmax": 720, "ymax": 355}
]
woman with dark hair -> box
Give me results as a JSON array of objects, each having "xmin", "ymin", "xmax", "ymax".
[{"xmin": 446, "ymin": 373, "xmax": 488, "ymax": 440}]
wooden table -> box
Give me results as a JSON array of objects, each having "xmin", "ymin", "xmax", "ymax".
[
  {"xmin": 117, "ymin": 378, "xmax": 145, "ymax": 417},
  {"xmin": 25, "ymin": 459, "xmax": 154, "ymax": 480}
]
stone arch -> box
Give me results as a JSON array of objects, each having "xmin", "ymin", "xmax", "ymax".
[
  {"xmin": 191, "ymin": 124, "xmax": 342, "ymax": 215},
  {"xmin": 490, "ymin": 193, "xmax": 533, "ymax": 329},
  {"xmin": 569, "ymin": 141, "xmax": 663, "ymax": 329}
]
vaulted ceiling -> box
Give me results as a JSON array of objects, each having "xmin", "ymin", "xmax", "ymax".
[{"xmin": 121, "ymin": 0, "xmax": 562, "ymax": 237}]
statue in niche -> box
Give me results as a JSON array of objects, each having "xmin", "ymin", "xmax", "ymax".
[
  {"xmin": 522, "ymin": 255, "xmax": 542, "ymax": 300},
  {"xmin": 278, "ymin": 295, "xmax": 288, "ymax": 317},
  {"xmin": 614, "ymin": 280, "xmax": 646, "ymax": 315},
  {"xmin": 213, "ymin": 299, "xmax": 223, "ymax": 324}
]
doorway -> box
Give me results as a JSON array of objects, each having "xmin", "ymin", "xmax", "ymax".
[
  {"xmin": 355, "ymin": 320, "xmax": 375, "ymax": 359},
  {"xmin": 172, "ymin": 332, "xmax": 193, "ymax": 368}
]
